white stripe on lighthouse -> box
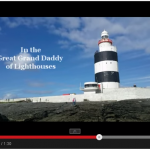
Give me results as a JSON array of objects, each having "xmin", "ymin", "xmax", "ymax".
[{"xmin": 94, "ymin": 61, "xmax": 119, "ymax": 74}]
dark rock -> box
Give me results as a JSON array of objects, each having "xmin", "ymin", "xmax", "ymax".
[
  {"xmin": 0, "ymin": 114, "xmax": 9, "ymax": 122},
  {"xmin": 0, "ymin": 99, "xmax": 150, "ymax": 122}
]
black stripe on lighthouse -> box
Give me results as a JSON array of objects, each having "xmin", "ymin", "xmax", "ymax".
[
  {"xmin": 95, "ymin": 71, "xmax": 120, "ymax": 83},
  {"xmin": 94, "ymin": 51, "xmax": 118, "ymax": 63}
]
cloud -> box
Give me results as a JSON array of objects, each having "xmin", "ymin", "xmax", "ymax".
[
  {"xmin": 0, "ymin": 88, "xmax": 25, "ymax": 100},
  {"xmin": 58, "ymin": 40, "xmax": 70, "ymax": 49},
  {"xmin": 57, "ymin": 17, "xmax": 81, "ymax": 29},
  {"xmin": 27, "ymin": 81, "xmax": 55, "ymax": 87},
  {"xmin": 2, "ymin": 17, "xmax": 150, "ymax": 58},
  {"xmin": 122, "ymin": 79, "xmax": 150, "ymax": 85},
  {"xmin": 2, "ymin": 93, "xmax": 18, "ymax": 99},
  {"xmin": 121, "ymin": 75, "xmax": 150, "ymax": 86},
  {"xmin": 1, "ymin": 17, "xmax": 56, "ymax": 28},
  {"xmin": 58, "ymin": 83, "xmax": 76, "ymax": 87},
  {"xmin": 25, "ymin": 80, "xmax": 73, "ymax": 88},
  {"xmin": 145, "ymin": 47, "xmax": 150, "ymax": 53},
  {"xmin": 5, "ymin": 52, "xmax": 36, "ymax": 70},
  {"xmin": 59, "ymin": 89, "xmax": 71, "ymax": 92},
  {"xmin": 123, "ymin": 64, "xmax": 150, "ymax": 72},
  {"xmin": 23, "ymin": 90, "xmax": 53, "ymax": 95},
  {"xmin": 59, "ymin": 88, "xmax": 79, "ymax": 92},
  {"xmin": 27, "ymin": 81, "xmax": 45, "ymax": 87},
  {"xmin": 122, "ymin": 75, "xmax": 150, "ymax": 82},
  {"xmin": 138, "ymin": 76, "xmax": 150, "ymax": 80},
  {"xmin": 122, "ymin": 52, "xmax": 148, "ymax": 60}
]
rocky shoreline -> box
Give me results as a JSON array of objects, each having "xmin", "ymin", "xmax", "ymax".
[{"xmin": 0, "ymin": 99, "xmax": 150, "ymax": 122}]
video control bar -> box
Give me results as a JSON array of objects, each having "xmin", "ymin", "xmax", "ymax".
[
  {"xmin": 0, "ymin": 135, "xmax": 150, "ymax": 140},
  {"xmin": 103, "ymin": 135, "xmax": 150, "ymax": 139}
]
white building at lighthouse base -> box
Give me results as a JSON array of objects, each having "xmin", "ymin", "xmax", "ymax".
[
  {"xmin": 1, "ymin": 87, "xmax": 150, "ymax": 103},
  {"xmin": 80, "ymin": 82, "xmax": 101, "ymax": 94}
]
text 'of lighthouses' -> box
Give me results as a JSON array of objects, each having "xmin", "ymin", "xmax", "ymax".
[{"xmin": 94, "ymin": 30, "xmax": 120, "ymax": 88}]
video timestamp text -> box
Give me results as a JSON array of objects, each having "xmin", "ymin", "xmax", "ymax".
[{"xmin": 1, "ymin": 142, "xmax": 12, "ymax": 146}]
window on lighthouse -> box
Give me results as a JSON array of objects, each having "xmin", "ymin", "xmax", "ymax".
[{"xmin": 102, "ymin": 35, "xmax": 108, "ymax": 39}]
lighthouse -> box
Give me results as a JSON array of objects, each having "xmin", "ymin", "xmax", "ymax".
[{"xmin": 94, "ymin": 30, "xmax": 120, "ymax": 89}]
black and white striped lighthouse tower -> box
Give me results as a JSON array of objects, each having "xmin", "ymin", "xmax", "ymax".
[{"xmin": 94, "ymin": 30, "xmax": 120, "ymax": 89}]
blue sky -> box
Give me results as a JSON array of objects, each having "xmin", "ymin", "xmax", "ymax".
[{"xmin": 0, "ymin": 17, "xmax": 150, "ymax": 99}]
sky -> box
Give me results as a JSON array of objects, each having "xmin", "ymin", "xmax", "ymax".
[{"xmin": 0, "ymin": 17, "xmax": 150, "ymax": 100}]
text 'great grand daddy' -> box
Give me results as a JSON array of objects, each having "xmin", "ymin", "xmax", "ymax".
[{"xmin": 0, "ymin": 55, "xmax": 63, "ymax": 62}]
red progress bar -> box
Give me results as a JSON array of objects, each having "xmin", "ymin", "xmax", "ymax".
[{"xmin": 0, "ymin": 135, "xmax": 96, "ymax": 139}]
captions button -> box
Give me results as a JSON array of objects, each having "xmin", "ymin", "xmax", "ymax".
[{"xmin": 69, "ymin": 128, "xmax": 81, "ymax": 134}]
